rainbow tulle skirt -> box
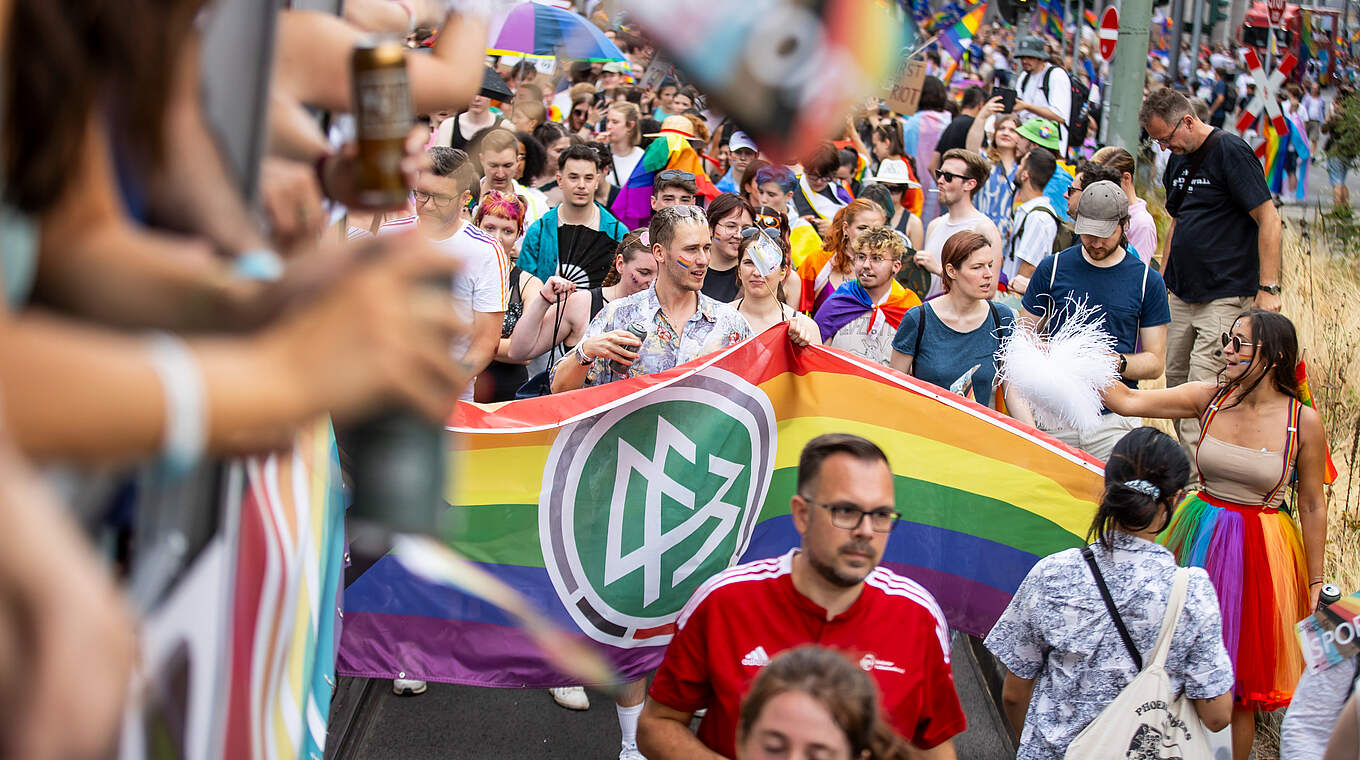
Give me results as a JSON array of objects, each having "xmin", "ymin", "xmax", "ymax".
[{"xmin": 1160, "ymin": 491, "xmax": 1309, "ymax": 711}]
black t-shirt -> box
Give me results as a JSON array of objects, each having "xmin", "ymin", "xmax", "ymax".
[
  {"xmin": 701, "ymin": 264, "xmax": 740, "ymax": 303},
  {"xmin": 1162, "ymin": 130, "xmax": 1272, "ymax": 303},
  {"xmin": 935, "ymin": 115, "xmax": 974, "ymax": 155}
]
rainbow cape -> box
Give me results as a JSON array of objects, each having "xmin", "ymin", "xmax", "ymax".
[
  {"xmin": 609, "ymin": 133, "xmax": 720, "ymax": 230},
  {"xmin": 336, "ymin": 325, "xmax": 1104, "ymax": 687},
  {"xmin": 813, "ymin": 279, "xmax": 922, "ymax": 342},
  {"xmin": 940, "ymin": 3, "xmax": 987, "ymax": 61},
  {"xmin": 1256, "ymin": 113, "xmax": 1311, "ymax": 202},
  {"xmin": 1295, "ymin": 360, "xmax": 1339, "ymax": 484}
]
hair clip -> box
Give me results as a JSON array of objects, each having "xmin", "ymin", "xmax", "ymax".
[{"xmin": 1122, "ymin": 479, "xmax": 1160, "ymax": 500}]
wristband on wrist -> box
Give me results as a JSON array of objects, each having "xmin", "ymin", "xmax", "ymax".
[
  {"xmin": 145, "ymin": 332, "xmax": 206, "ymax": 477},
  {"xmin": 1310, "ymin": 580, "xmax": 1325, "ymax": 586}
]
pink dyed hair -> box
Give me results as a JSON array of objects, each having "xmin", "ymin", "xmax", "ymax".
[{"xmin": 475, "ymin": 190, "xmax": 527, "ymax": 232}]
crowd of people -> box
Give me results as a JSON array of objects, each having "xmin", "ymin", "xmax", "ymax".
[{"xmin": 0, "ymin": 0, "xmax": 1355, "ymax": 758}]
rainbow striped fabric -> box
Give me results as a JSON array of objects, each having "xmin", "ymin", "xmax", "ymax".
[
  {"xmin": 609, "ymin": 133, "xmax": 720, "ymax": 230},
  {"xmin": 337, "ymin": 326, "xmax": 1104, "ymax": 687}
]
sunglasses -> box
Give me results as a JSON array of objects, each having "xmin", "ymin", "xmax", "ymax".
[
  {"xmin": 657, "ymin": 169, "xmax": 696, "ymax": 182},
  {"xmin": 935, "ymin": 170, "xmax": 969, "ymax": 184},
  {"xmin": 1220, "ymin": 332, "xmax": 1259, "ymax": 353},
  {"xmin": 752, "ymin": 212, "xmax": 782, "ymax": 230}
]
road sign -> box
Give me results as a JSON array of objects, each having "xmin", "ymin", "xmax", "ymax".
[
  {"xmin": 1099, "ymin": 6, "xmax": 1119, "ymax": 61},
  {"xmin": 1266, "ymin": 0, "xmax": 1286, "ymax": 25}
]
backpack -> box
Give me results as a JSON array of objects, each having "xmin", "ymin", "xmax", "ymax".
[
  {"xmin": 1218, "ymin": 82, "xmax": 1238, "ymax": 114},
  {"xmin": 1022, "ymin": 66, "xmax": 1090, "ymax": 151},
  {"xmin": 1010, "ymin": 203, "xmax": 1072, "ymax": 260},
  {"xmin": 1064, "ymin": 555, "xmax": 1214, "ymax": 760}
]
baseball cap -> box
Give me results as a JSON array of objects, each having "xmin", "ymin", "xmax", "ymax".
[
  {"xmin": 1015, "ymin": 36, "xmax": 1048, "ymax": 60},
  {"xmin": 1073, "ymin": 180, "xmax": 1128, "ymax": 238},
  {"xmin": 1016, "ymin": 118, "xmax": 1062, "ymax": 152},
  {"xmin": 728, "ymin": 131, "xmax": 758, "ymax": 154}
]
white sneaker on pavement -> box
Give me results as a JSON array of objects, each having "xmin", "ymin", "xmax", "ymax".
[
  {"xmin": 619, "ymin": 741, "xmax": 647, "ymax": 760},
  {"xmin": 392, "ymin": 675, "xmax": 427, "ymax": 696},
  {"xmin": 549, "ymin": 685, "xmax": 590, "ymax": 710}
]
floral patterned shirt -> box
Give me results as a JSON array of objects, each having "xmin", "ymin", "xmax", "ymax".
[
  {"xmin": 566, "ymin": 285, "xmax": 752, "ymax": 388},
  {"xmin": 984, "ymin": 532, "xmax": 1234, "ymax": 760}
]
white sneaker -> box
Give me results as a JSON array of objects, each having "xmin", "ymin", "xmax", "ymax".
[
  {"xmin": 392, "ymin": 675, "xmax": 427, "ymax": 696},
  {"xmin": 619, "ymin": 741, "xmax": 647, "ymax": 760},
  {"xmin": 549, "ymin": 685, "xmax": 590, "ymax": 710}
]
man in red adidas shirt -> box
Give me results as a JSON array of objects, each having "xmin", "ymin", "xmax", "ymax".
[{"xmin": 638, "ymin": 434, "xmax": 966, "ymax": 759}]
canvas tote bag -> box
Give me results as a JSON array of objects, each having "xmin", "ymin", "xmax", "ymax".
[{"xmin": 1065, "ymin": 559, "xmax": 1214, "ymax": 760}]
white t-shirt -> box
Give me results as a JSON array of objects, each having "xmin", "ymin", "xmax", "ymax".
[
  {"xmin": 924, "ymin": 209, "xmax": 991, "ymax": 297},
  {"xmin": 432, "ymin": 223, "xmax": 510, "ymax": 401},
  {"xmin": 826, "ymin": 298, "xmax": 896, "ymax": 366},
  {"xmin": 1017, "ymin": 64, "xmax": 1072, "ymax": 151},
  {"xmin": 611, "ymin": 145, "xmax": 645, "ymax": 187},
  {"xmin": 1006, "ymin": 196, "xmax": 1058, "ymax": 282}
]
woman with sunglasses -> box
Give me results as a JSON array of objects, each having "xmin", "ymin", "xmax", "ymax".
[
  {"xmin": 732, "ymin": 227, "xmax": 819, "ymax": 346},
  {"xmin": 1101, "ymin": 309, "xmax": 1327, "ymax": 760}
]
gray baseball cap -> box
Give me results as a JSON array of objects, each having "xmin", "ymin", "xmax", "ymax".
[{"xmin": 1073, "ymin": 180, "xmax": 1128, "ymax": 238}]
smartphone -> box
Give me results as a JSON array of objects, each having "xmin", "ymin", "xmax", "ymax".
[{"xmin": 994, "ymin": 87, "xmax": 1017, "ymax": 113}]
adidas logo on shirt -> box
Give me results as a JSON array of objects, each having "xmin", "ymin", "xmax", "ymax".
[{"xmin": 741, "ymin": 646, "xmax": 771, "ymax": 668}]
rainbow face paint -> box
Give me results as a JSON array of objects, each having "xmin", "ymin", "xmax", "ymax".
[{"xmin": 677, "ymin": 257, "xmax": 693, "ymax": 270}]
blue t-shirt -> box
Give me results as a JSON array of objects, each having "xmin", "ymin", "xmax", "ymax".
[
  {"xmin": 892, "ymin": 302, "xmax": 1016, "ymax": 409},
  {"xmin": 1021, "ymin": 245, "xmax": 1171, "ymax": 390}
]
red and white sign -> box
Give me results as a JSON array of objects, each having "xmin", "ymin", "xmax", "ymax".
[
  {"xmin": 1098, "ymin": 6, "xmax": 1119, "ymax": 61},
  {"xmin": 1266, "ymin": 0, "xmax": 1286, "ymax": 25},
  {"xmin": 1235, "ymin": 47, "xmax": 1296, "ymax": 137}
]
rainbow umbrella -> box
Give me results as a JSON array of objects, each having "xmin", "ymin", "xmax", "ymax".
[{"xmin": 489, "ymin": 2, "xmax": 626, "ymax": 62}]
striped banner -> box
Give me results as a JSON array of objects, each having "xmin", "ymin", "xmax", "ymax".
[{"xmin": 337, "ymin": 326, "xmax": 1104, "ymax": 688}]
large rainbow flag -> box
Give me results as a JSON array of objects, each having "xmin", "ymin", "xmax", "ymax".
[
  {"xmin": 610, "ymin": 133, "xmax": 720, "ymax": 230},
  {"xmin": 337, "ymin": 326, "xmax": 1104, "ymax": 687}
]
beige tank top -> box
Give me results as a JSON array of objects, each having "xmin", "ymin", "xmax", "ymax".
[{"xmin": 1195, "ymin": 434, "xmax": 1291, "ymax": 507}]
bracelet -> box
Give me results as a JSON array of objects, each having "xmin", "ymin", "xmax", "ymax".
[
  {"xmin": 145, "ymin": 332, "xmax": 206, "ymax": 477},
  {"xmin": 234, "ymin": 248, "xmax": 284, "ymax": 282},
  {"xmin": 1310, "ymin": 580, "xmax": 1325, "ymax": 586}
]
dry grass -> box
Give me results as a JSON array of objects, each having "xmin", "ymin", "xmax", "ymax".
[{"xmin": 1283, "ymin": 216, "xmax": 1360, "ymax": 595}]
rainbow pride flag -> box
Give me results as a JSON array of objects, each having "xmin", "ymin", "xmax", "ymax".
[
  {"xmin": 940, "ymin": 3, "xmax": 987, "ymax": 62},
  {"xmin": 1083, "ymin": 7, "xmax": 1097, "ymax": 27},
  {"xmin": 1295, "ymin": 360, "xmax": 1339, "ymax": 484},
  {"xmin": 336, "ymin": 326, "xmax": 1104, "ymax": 687},
  {"xmin": 609, "ymin": 133, "xmax": 720, "ymax": 230}
]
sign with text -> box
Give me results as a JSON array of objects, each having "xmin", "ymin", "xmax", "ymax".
[{"xmin": 887, "ymin": 57, "xmax": 928, "ymax": 115}]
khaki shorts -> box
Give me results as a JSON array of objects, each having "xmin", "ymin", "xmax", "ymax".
[{"xmin": 1165, "ymin": 292, "xmax": 1252, "ymax": 451}]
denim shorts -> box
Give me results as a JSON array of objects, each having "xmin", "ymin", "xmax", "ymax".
[{"xmin": 1328, "ymin": 155, "xmax": 1351, "ymax": 187}]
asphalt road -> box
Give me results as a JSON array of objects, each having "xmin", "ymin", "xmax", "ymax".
[{"xmin": 325, "ymin": 632, "xmax": 1016, "ymax": 760}]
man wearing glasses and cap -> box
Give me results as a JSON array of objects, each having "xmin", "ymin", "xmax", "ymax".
[{"xmin": 639, "ymin": 433, "xmax": 966, "ymax": 760}]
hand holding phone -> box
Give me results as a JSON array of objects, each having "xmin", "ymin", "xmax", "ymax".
[{"xmin": 994, "ymin": 87, "xmax": 1018, "ymax": 114}]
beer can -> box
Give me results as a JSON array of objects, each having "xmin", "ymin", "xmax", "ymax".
[
  {"xmin": 1319, "ymin": 583, "xmax": 1343, "ymax": 608},
  {"xmin": 351, "ymin": 37, "xmax": 413, "ymax": 210},
  {"xmin": 611, "ymin": 321, "xmax": 649, "ymax": 377}
]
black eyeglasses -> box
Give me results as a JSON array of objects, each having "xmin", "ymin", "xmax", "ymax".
[
  {"xmin": 800, "ymin": 497, "xmax": 901, "ymax": 533},
  {"xmin": 1153, "ymin": 116, "xmax": 1188, "ymax": 148},
  {"xmin": 657, "ymin": 169, "xmax": 696, "ymax": 182},
  {"xmin": 1221, "ymin": 332, "xmax": 1260, "ymax": 353},
  {"xmin": 414, "ymin": 190, "xmax": 457, "ymax": 208},
  {"xmin": 935, "ymin": 170, "xmax": 969, "ymax": 184}
]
